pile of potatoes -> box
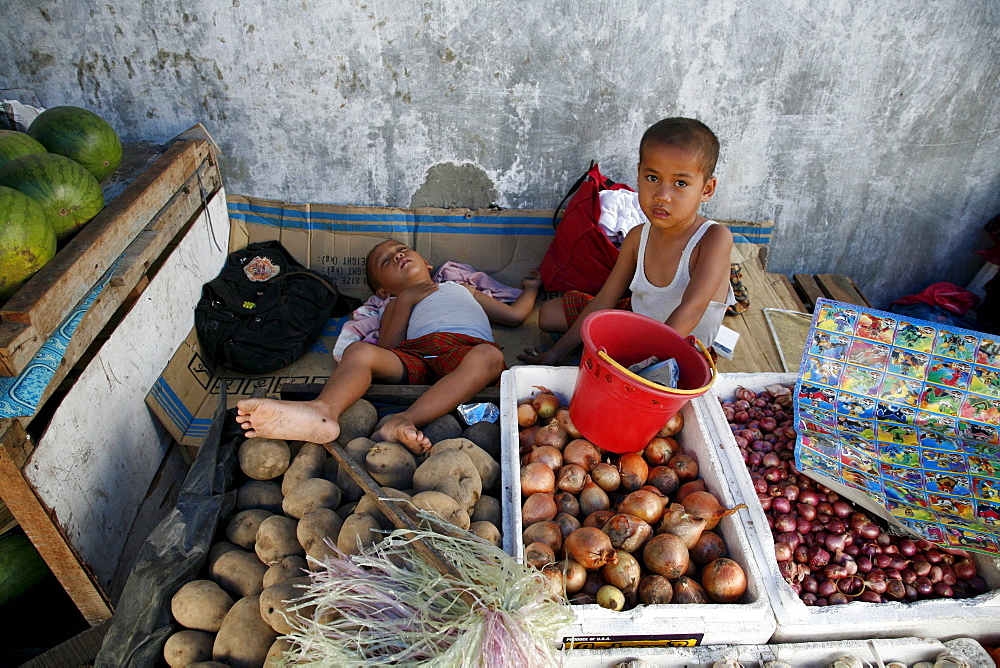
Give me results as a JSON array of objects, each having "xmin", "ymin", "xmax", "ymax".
[{"xmin": 162, "ymin": 398, "xmax": 505, "ymax": 668}]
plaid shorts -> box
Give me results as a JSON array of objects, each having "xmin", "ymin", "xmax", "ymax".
[
  {"xmin": 561, "ymin": 290, "xmax": 633, "ymax": 326},
  {"xmin": 391, "ymin": 332, "xmax": 503, "ymax": 385}
]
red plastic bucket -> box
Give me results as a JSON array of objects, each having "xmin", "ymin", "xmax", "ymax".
[{"xmin": 568, "ymin": 310, "xmax": 716, "ymax": 454}]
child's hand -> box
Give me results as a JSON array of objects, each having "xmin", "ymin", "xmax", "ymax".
[
  {"xmin": 397, "ymin": 280, "xmax": 438, "ymax": 306},
  {"xmin": 521, "ymin": 269, "xmax": 542, "ymax": 291},
  {"xmin": 517, "ymin": 345, "xmax": 561, "ymax": 366}
]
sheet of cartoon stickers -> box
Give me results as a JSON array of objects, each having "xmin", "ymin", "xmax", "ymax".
[{"xmin": 794, "ymin": 298, "xmax": 1000, "ymax": 555}]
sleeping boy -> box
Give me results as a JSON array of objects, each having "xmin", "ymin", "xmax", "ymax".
[{"xmin": 235, "ymin": 239, "xmax": 541, "ymax": 454}]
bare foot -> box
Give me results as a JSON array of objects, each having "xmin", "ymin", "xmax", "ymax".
[
  {"xmin": 372, "ymin": 415, "xmax": 431, "ymax": 455},
  {"xmin": 235, "ymin": 397, "xmax": 341, "ymax": 444}
]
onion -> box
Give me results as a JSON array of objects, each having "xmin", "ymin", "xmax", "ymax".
[
  {"xmin": 563, "ymin": 439, "xmax": 601, "ymax": 471},
  {"xmin": 554, "ymin": 408, "xmax": 582, "ymax": 439},
  {"xmin": 526, "ymin": 445, "xmax": 563, "ymax": 471},
  {"xmin": 517, "ymin": 402, "xmax": 537, "ymax": 427},
  {"xmin": 658, "ymin": 505, "xmax": 707, "ymax": 548},
  {"xmin": 643, "ymin": 533, "xmax": 690, "ymax": 579},
  {"xmin": 617, "ymin": 453, "xmax": 649, "ymax": 491},
  {"xmin": 531, "ymin": 386, "xmax": 560, "ymax": 419},
  {"xmin": 556, "ymin": 463, "xmax": 588, "ymax": 495},
  {"xmin": 676, "ymin": 479, "xmax": 707, "ymax": 502},
  {"xmin": 667, "ymin": 453, "xmax": 699, "ymax": 482},
  {"xmin": 537, "ymin": 564, "xmax": 566, "ymax": 601},
  {"xmin": 560, "ymin": 559, "xmax": 588, "ymax": 594},
  {"xmin": 582, "ymin": 510, "xmax": 616, "ymax": 528},
  {"xmin": 518, "ymin": 425, "xmax": 540, "ymax": 453},
  {"xmin": 582, "ymin": 570, "xmax": 606, "ymax": 596},
  {"xmin": 595, "ymin": 584, "xmax": 625, "ymax": 611},
  {"xmin": 579, "ymin": 476, "xmax": 611, "ymax": 516},
  {"xmin": 638, "ymin": 574, "xmax": 673, "ymax": 604},
  {"xmin": 682, "ymin": 491, "xmax": 745, "ymax": 531},
  {"xmin": 656, "ymin": 412, "xmax": 684, "ymax": 437},
  {"xmin": 690, "ymin": 530, "xmax": 728, "ymax": 565},
  {"xmin": 521, "ymin": 520, "xmax": 561, "ymax": 552},
  {"xmin": 554, "ymin": 512, "xmax": 582, "ymax": 539},
  {"xmin": 603, "ymin": 513, "xmax": 653, "ymax": 553},
  {"xmin": 525, "ymin": 542, "xmax": 556, "ymax": 569},
  {"xmin": 590, "ymin": 462, "xmax": 621, "ymax": 492},
  {"xmin": 671, "ymin": 575, "xmax": 709, "ymax": 604},
  {"xmin": 644, "ymin": 437, "xmax": 679, "ymax": 466},
  {"xmin": 553, "ymin": 491, "xmax": 580, "ymax": 517},
  {"xmin": 520, "ymin": 462, "xmax": 556, "ymax": 496},
  {"xmin": 646, "ymin": 465, "xmax": 680, "ymax": 497},
  {"xmin": 618, "ymin": 489, "xmax": 667, "ymax": 525},
  {"xmin": 565, "ymin": 527, "xmax": 618, "ymax": 570},
  {"xmin": 701, "ymin": 557, "xmax": 747, "ymax": 603},
  {"xmin": 603, "ymin": 550, "xmax": 641, "ymax": 594},
  {"xmin": 534, "ymin": 421, "xmax": 569, "ymax": 451},
  {"xmin": 522, "ymin": 492, "xmax": 558, "ymax": 524}
]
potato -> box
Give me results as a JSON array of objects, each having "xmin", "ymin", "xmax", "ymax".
[
  {"xmin": 265, "ymin": 637, "xmax": 295, "ymax": 667},
  {"xmin": 207, "ymin": 541, "xmax": 241, "ymax": 571},
  {"xmin": 225, "ymin": 509, "xmax": 273, "ymax": 550},
  {"xmin": 421, "ymin": 414, "xmax": 462, "ymax": 444},
  {"xmin": 365, "ymin": 441, "xmax": 417, "ymax": 489},
  {"xmin": 238, "ymin": 437, "xmax": 290, "ymax": 480},
  {"xmin": 296, "ymin": 507, "xmax": 344, "ymax": 561},
  {"xmin": 428, "ymin": 438, "xmax": 500, "ymax": 491},
  {"xmin": 337, "ymin": 501, "xmax": 358, "ymax": 520},
  {"xmin": 263, "ymin": 555, "xmax": 309, "ymax": 589},
  {"xmin": 469, "ymin": 520, "xmax": 502, "ymax": 547},
  {"xmin": 210, "ymin": 549, "xmax": 268, "ymax": 599},
  {"xmin": 321, "ymin": 456, "xmax": 339, "ymax": 483},
  {"xmin": 282, "ymin": 442, "xmax": 328, "ymax": 496},
  {"xmin": 355, "ymin": 487, "xmax": 413, "ymax": 530},
  {"xmin": 189, "ymin": 663, "xmax": 230, "ymax": 667},
  {"xmin": 171, "ymin": 579, "xmax": 234, "ymax": 632},
  {"xmin": 255, "ymin": 514, "xmax": 304, "ymax": 565},
  {"xmin": 411, "ymin": 490, "xmax": 471, "ymax": 530},
  {"xmin": 470, "ymin": 495, "xmax": 502, "ymax": 527},
  {"xmin": 336, "ymin": 436, "xmax": 376, "ymax": 502},
  {"xmin": 213, "ymin": 595, "xmax": 279, "ymax": 667},
  {"xmin": 462, "ymin": 421, "xmax": 501, "ymax": 459},
  {"xmin": 259, "ymin": 576, "xmax": 312, "ymax": 634},
  {"xmin": 283, "ymin": 477, "xmax": 342, "ymax": 519},
  {"xmin": 412, "ymin": 450, "xmax": 482, "ymax": 510},
  {"xmin": 236, "ymin": 480, "xmax": 283, "ymax": 514},
  {"xmin": 337, "ymin": 512, "xmax": 381, "ymax": 556},
  {"xmin": 336, "ymin": 399, "xmax": 378, "ymax": 445},
  {"xmin": 164, "ymin": 629, "xmax": 215, "ymax": 667}
]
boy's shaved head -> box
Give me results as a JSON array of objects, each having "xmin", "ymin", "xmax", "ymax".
[
  {"xmin": 639, "ymin": 118, "xmax": 720, "ymax": 179},
  {"xmin": 365, "ymin": 239, "xmax": 393, "ymax": 293}
]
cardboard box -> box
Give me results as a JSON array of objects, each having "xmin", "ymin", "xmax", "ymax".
[
  {"xmin": 695, "ymin": 372, "xmax": 1000, "ymax": 644},
  {"xmin": 499, "ymin": 365, "xmax": 776, "ymax": 647}
]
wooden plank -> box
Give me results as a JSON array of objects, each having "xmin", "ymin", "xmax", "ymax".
[
  {"xmin": 792, "ymin": 273, "xmax": 825, "ymax": 311},
  {"xmin": 816, "ymin": 273, "xmax": 871, "ymax": 307},
  {"xmin": 0, "ymin": 499, "xmax": 16, "ymax": 535},
  {"xmin": 22, "ymin": 620, "xmax": 110, "ymax": 668},
  {"xmin": 777, "ymin": 273, "xmax": 806, "ymax": 311},
  {"xmin": 0, "ymin": 422, "xmax": 112, "ymax": 625},
  {"xmin": 0, "ymin": 157, "xmax": 221, "ymax": 442},
  {"xmin": 0, "ymin": 138, "xmax": 211, "ymax": 377}
]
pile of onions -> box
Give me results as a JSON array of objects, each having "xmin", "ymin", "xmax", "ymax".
[
  {"xmin": 518, "ymin": 388, "xmax": 747, "ymax": 611},
  {"xmin": 720, "ymin": 383, "xmax": 990, "ymax": 607}
]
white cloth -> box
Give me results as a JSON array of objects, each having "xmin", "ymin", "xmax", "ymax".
[
  {"xmin": 406, "ymin": 281, "xmax": 494, "ymax": 341},
  {"xmin": 598, "ymin": 189, "xmax": 647, "ymax": 246},
  {"xmin": 629, "ymin": 221, "xmax": 736, "ymax": 346}
]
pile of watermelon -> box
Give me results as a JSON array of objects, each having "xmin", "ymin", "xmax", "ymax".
[{"xmin": 0, "ymin": 106, "xmax": 121, "ymax": 302}]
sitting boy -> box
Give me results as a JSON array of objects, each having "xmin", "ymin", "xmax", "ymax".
[{"xmin": 236, "ymin": 239, "xmax": 541, "ymax": 454}]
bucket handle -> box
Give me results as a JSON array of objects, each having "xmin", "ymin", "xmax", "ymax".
[{"xmin": 596, "ymin": 336, "xmax": 716, "ymax": 394}]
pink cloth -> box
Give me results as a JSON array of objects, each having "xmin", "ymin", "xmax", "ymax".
[{"xmin": 333, "ymin": 261, "xmax": 521, "ymax": 360}]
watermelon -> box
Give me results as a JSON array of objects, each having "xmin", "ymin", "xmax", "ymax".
[
  {"xmin": 27, "ymin": 105, "xmax": 122, "ymax": 182},
  {"xmin": 0, "ymin": 153, "xmax": 105, "ymax": 242},
  {"xmin": 0, "ymin": 185, "xmax": 56, "ymax": 301},
  {"xmin": 0, "ymin": 130, "xmax": 47, "ymax": 170},
  {"xmin": 0, "ymin": 534, "xmax": 50, "ymax": 606}
]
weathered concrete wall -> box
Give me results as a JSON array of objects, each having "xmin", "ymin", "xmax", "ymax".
[{"xmin": 3, "ymin": 0, "xmax": 998, "ymax": 307}]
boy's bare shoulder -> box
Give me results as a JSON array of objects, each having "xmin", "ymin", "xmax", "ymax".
[{"xmin": 704, "ymin": 221, "xmax": 734, "ymax": 245}]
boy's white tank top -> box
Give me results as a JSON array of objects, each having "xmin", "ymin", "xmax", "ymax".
[
  {"xmin": 405, "ymin": 281, "xmax": 494, "ymax": 342},
  {"xmin": 629, "ymin": 221, "xmax": 735, "ymax": 346}
]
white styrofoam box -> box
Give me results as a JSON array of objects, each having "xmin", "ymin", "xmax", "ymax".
[
  {"xmin": 693, "ymin": 371, "xmax": 1000, "ymax": 645},
  {"xmin": 499, "ymin": 365, "xmax": 776, "ymax": 646},
  {"xmin": 560, "ymin": 636, "xmax": 996, "ymax": 668}
]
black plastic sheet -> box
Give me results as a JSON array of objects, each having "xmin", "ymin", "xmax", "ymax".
[{"xmin": 95, "ymin": 392, "xmax": 242, "ymax": 667}]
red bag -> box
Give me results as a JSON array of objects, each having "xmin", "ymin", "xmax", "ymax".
[{"xmin": 540, "ymin": 162, "xmax": 633, "ymax": 295}]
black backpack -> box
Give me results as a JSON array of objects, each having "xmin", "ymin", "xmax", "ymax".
[{"xmin": 194, "ymin": 240, "xmax": 358, "ymax": 375}]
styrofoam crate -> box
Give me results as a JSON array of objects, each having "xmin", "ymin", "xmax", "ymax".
[
  {"xmin": 560, "ymin": 636, "xmax": 996, "ymax": 668},
  {"xmin": 499, "ymin": 366, "xmax": 776, "ymax": 646},
  {"xmin": 693, "ymin": 371, "xmax": 1000, "ymax": 645}
]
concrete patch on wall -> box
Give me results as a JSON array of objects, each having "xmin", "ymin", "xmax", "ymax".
[{"xmin": 410, "ymin": 162, "xmax": 498, "ymax": 209}]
